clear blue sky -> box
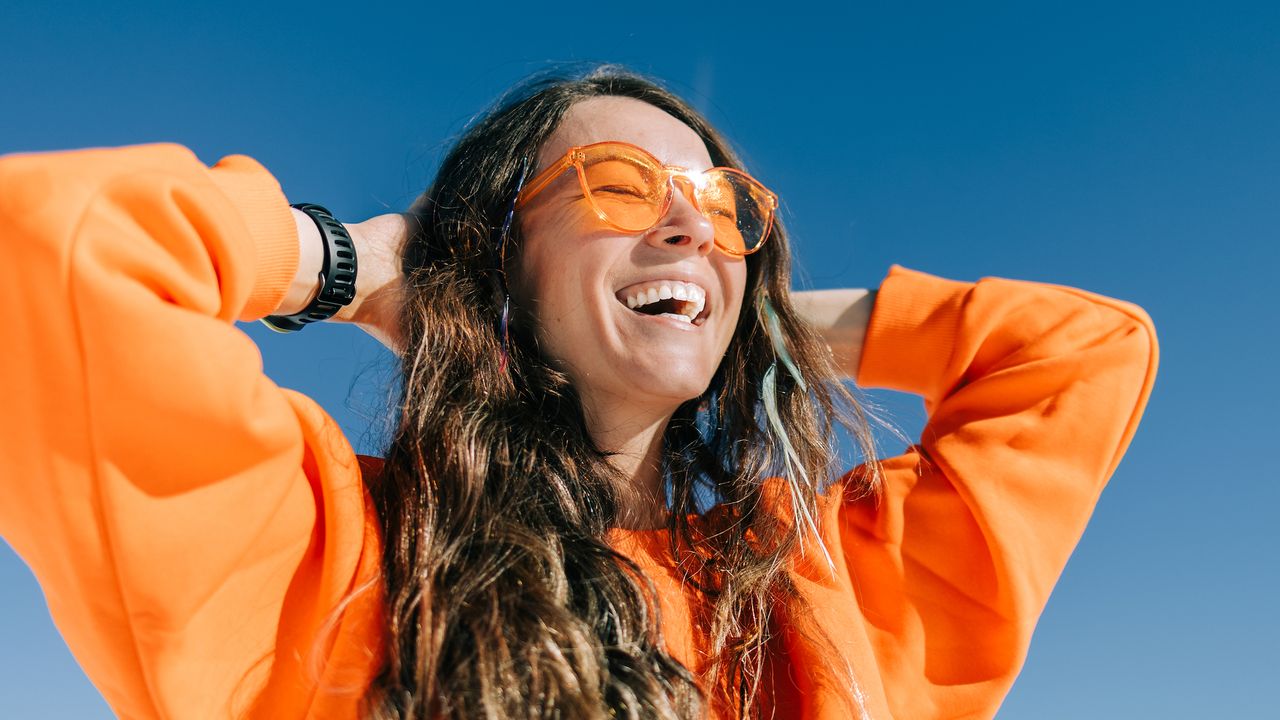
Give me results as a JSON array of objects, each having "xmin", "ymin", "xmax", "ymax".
[{"xmin": 2, "ymin": 1, "xmax": 1275, "ymax": 717}]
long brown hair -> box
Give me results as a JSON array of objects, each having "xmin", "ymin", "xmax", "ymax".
[{"xmin": 361, "ymin": 65, "xmax": 885, "ymax": 719}]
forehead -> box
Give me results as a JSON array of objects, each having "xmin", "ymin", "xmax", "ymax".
[{"xmin": 537, "ymin": 96, "xmax": 714, "ymax": 172}]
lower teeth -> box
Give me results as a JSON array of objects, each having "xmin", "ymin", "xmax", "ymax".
[{"xmin": 656, "ymin": 312, "xmax": 691, "ymax": 323}]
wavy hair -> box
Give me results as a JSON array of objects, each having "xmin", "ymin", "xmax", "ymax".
[{"xmin": 360, "ymin": 65, "xmax": 885, "ymax": 719}]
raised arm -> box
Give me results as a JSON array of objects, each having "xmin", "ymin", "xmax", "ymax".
[
  {"xmin": 0, "ymin": 143, "xmax": 382, "ymax": 718},
  {"xmin": 782, "ymin": 265, "xmax": 1157, "ymax": 719}
]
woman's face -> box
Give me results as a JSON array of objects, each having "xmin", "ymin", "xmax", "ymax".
[{"xmin": 513, "ymin": 96, "xmax": 748, "ymax": 416}]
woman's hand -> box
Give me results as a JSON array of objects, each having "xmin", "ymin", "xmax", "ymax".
[{"xmin": 332, "ymin": 213, "xmax": 411, "ymax": 354}]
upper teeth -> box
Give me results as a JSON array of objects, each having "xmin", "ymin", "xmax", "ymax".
[{"xmin": 623, "ymin": 280, "xmax": 707, "ymax": 322}]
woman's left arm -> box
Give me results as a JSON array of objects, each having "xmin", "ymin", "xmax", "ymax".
[
  {"xmin": 820, "ymin": 265, "xmax": 1159, "ymax": 718},
  {"xmin": 790, "ymin": 288, "xmax": 877, "ymax": 377}
]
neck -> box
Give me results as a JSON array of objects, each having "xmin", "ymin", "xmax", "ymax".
[{"xmin": 581, "ymin": 396, "xmax": 674, "ymax": 531}]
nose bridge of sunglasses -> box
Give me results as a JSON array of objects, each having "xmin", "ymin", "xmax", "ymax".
[{"xmin": 667, "ymin": 172, "xmax": 708, "ymax": 213}]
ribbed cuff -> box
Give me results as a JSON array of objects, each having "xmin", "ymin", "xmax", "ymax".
[
  {"xmin": 855, "ymin": 264, "xmax": 973, "ymax": 402},
  {"xmin": 208, "ymin": 154, "xmax": 298, "ymax": 322}
]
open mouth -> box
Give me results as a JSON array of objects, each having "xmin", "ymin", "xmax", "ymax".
[{"xmin": 616, "ymin": 280, "xmax": 710, "ymax": 326}]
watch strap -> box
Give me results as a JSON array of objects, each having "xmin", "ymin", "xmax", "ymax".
[{"xmin": 260, "ymin": 203, "xmax": 358, "ymax": 333}]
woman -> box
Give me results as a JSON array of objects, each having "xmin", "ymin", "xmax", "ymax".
[{"xmin": 0, "ymin": 66, "xmax": 1158, "ymax": 719}]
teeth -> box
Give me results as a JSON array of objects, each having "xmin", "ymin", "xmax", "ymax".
[
  {"xmin": 620, "ymin": 280, "xmax": 710, "ymax": 322},
  {"xmin": 657, "ymin": 312, "xmax": 691, "ymax": 323}
]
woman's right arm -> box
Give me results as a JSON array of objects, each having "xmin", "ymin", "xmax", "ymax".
[{"xmin": 0, "ymin": 143, "xmax": 381, "ymax": 718}]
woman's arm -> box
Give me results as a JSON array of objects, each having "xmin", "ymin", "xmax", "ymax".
[
  {"xmin": 0, "ymin": 143, "xmax": 381, "ymax": 718},
  {"xmin": 814, "ymin": 265, "xmax": 1159, "ymax": 718},
  {"xmin": 791, "ymin": 288, "xmax": 877, "ymax": 378}
]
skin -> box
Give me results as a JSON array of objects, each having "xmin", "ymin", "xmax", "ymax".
[{"xmin": 280, "ymin": 98, "xmax": 877, "ymax": 530}]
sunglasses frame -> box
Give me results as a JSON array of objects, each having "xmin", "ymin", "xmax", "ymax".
[{"xmin": 514, "ymin": 140, "xmax": 778, "ymax": 257}]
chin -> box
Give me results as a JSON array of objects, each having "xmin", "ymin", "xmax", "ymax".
[{"xmin": 621, "ymin": 361, "xmax": 714, "ymax": 408}]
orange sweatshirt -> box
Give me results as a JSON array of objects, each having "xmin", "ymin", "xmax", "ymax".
[{"xmin": 0, "ymin": 143, "xmax": 1158, "ymax": 720}]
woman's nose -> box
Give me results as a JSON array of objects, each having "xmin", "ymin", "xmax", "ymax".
[{"xmin": 646, "ymin": 176, "xmax": 715, "ymax": 256}]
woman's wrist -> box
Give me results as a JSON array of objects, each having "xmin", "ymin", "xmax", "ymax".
[
  {"xmin": 266, "ymin": 206, "xmax": 408, "ymax": 353},
  {"xmin": 273, "ymin": 207, "xmax": 326, "ymax": 316}
]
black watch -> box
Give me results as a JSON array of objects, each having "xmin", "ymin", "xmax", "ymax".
[{"xmin": 260, "ymin": 203, "xmax": 358, "ymax": 333}]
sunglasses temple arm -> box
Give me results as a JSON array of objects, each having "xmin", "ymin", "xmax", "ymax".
[{"xmin": 514, "ymin": 155, "xmax": 573, "ymax": 209}]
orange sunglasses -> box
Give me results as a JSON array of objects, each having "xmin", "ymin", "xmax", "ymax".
[{"xmin": 514, "ymin": 141, "xmax": 778, "ymax": 256}]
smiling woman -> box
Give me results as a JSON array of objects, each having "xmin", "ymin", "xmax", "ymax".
[
  {"xmin": 510, "ymin": 98, "xmax": 756, "ymax": 529},
  {"xmin": 0, "ymin": 65, "xmax": 1158, "ymax": 719}
]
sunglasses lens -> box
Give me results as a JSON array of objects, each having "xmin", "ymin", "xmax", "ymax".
[
  {"xmin": 580, "ymin": 155, "xmax": 665, "ymax": 231},
  {"xmin": 701, "ymin": 171, "xmax": 772, "ymax": 255},
  {"xmin": 578, "ymin": 146, "xmax": 774, "ymax": 255}
]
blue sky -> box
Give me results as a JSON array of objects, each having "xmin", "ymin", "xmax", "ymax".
[{"xmin": 2, "ymin": 1, "xmax": 1275, "ymax": 717}]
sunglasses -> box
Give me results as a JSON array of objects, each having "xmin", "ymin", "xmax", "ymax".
[{"xmin": 514, "ymin": 140, "xmax": 778, "ymax": 257}]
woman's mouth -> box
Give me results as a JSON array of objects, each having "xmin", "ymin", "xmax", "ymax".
[{"xmin": 615, "ymin": 279, "xmax": 709, "ymax": 326}]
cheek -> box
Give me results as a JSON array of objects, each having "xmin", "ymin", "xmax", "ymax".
[
  {"xmin": 565, "ymin": 205, "xmax": 606, "ymax": 235},
  {"xmin": 718, "ymin": 269, "xmax": 749, "ymax": 350},
  {"xmin": 515, "ymin": 207, "xmax": 606, "ymax": 288},
  {"xmin": 510, "ymin": 221, "xmax": 560, "ymax": 304},
  {"xmin": 511, "ymin": 223, "xmax": 611, "ymax": 350},
  {"xmin": 723, "ymin": 265, "xmax": 748, "ymax": 314}
]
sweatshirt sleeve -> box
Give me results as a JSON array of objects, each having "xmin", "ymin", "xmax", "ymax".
[
  {"xmin": 0, "ymin": 143, "xmax": 379, "ymax": 719},
  {"xmin": 835, "ymin": 264, "xmax": 1159, "ymax": 718}
]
